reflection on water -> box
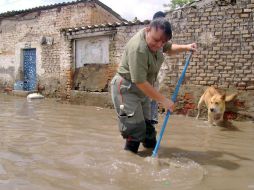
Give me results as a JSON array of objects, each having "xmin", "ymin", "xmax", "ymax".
[{"xmin": 0, "ymin": 94, "xmax": 253, "ymax": 190}]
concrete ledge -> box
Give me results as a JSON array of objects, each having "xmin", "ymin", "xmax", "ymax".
[
  {"xmin": 69, "ymin": 86, "xmax": 254, "ymax": 121},
  {"xmin": 70, "ymin": 90, "xmax": 113, "ymax": 108},
  {"xmin": 10, "ymin": 90, "xmax": 29, "ymax": 97}
]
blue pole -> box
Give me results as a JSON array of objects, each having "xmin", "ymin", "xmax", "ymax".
[{"xmin": 152, "ymin": 52, "xmax": 193, "ymax": 157}]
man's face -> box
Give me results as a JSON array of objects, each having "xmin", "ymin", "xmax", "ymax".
[{"xmin": 145, "ymin": 27, "xmax": 169, "ymax": 52}]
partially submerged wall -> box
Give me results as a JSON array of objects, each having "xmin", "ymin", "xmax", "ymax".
[
  {"xmin": 159, "ymin": 0, "xmax": 254, "ymax": 120},
  {"xmin": 162, "ymin": 0, "xmax": 253, "ymax": 90}
]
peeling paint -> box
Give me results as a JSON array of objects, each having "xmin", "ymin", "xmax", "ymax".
[{"xmin": 0, "ymin": 66, "xmax": 15, "ymax": 79}]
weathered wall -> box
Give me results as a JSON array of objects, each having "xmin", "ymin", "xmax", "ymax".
[
  {"xmin": 63, "ymin": 24, "xmax": 144, "ymax": 98},
  {"xmin": 0, "ymin": 1, "xmax": 121, "ymax": 96},
  {"xmin": 162, "ymin": 0, "xmax": 254, "ymax": 90},
  {"xmin": 159, "ymin": 0, "xmax": 254, "ymax": 120}
]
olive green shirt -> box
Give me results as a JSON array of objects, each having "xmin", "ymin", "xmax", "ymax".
[{"xmin": 117, "ymin": 29, "xmax": 172, "ymax": 85}]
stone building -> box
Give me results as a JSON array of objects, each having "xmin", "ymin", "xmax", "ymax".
[
  {"xmin": 0, "ymin": 0, "xmax": 123, "ymax": 96},
  {"xmin": 61, "ymin": 0, "xmax": 253, "ymax": 119}
]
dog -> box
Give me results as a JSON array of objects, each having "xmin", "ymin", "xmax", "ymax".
[{"xmin": 196, "ymin": 86, "xmax": 237, "ymax": 125}]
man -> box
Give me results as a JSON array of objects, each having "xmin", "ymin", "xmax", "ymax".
[{"xmin": 111, "ymin": 18, "xmax": 197, "ymax": 154}]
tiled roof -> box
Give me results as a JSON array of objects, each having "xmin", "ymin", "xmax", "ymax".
[
  {"xmin": 0, "ymin": 0, "xmax": 124, "ymax": 21},
  {"xmin": 62, "ymin": 20, "xmax": 150, "ymax": 34}
]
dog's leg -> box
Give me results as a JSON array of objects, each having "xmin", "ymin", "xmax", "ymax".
[
  {"xmin": 208, "ymin": 111, "xmax": 214, "ymax": 125},
  {"xmin": 215, "ymin": 115, "xmax": 224, "ymax": 126},
  {"xmin": 219, "ymin": 114, "xmax": 223, "ymax": 123},
  {"xmin": 196, "ymin": 95, "xmax": 204, "ymax": 120},
  {"xmin": 208, "ymin": 112, "xmax": 212, "ymax": 123}
]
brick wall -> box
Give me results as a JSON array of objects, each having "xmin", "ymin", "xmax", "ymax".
[
  {"xmin": 160, "ymin": 0, "xmax": 253, "ymax": 120},
  {"xmin": 161, "ymin": 0, "xmax": 254, "ymax": 90}
]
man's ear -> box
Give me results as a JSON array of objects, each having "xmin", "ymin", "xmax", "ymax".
[{"xmin": 146, "ymin": 26, "xmax": 151, "ymax": 32}]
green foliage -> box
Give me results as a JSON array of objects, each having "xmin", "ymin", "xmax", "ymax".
[{"xmin": 164, "ymin": 0, "xmax": 195, "ymax": 10}]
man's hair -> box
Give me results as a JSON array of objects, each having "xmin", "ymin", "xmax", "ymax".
[
  {"xmin": 149, "ymin": 18, "xmax": 172, "ymax": 40},
  {"xmin": 153, "ymin": 11, "xmax": 166, "ymax": 20}
]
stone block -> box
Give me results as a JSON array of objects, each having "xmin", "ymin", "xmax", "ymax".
[
  {"xmin": 240, "ymin": 14, "xmax": 250, "ymax": 18},
  {"xmin": 236, "ymin": 70, "xmax": 244, "ymax": 74}
]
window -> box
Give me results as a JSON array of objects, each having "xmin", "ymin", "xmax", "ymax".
[{"xmin": 75, "ymin": 36, "xmax": 109, "ymax": 68}]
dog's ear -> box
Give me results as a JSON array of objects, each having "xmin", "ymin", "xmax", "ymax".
[
  {"xmin": 225, "ymin": 93, "xmax": 237, "ymax": 102},
  {"xmin": 221, "ymin": 93, "xmax": 226, "ymax": 100}
]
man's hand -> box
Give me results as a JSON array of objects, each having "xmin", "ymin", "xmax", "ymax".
[
  {"xmin": 135, "ymin": 81, "xmax": 175, "ymax": 112},
  {"xmin": 186, "ymin": 43, "xmax": 197, "ymax": 52},
  {"xmin": 160, "ymin": 97, "xmax": 175, "ymax": 113}
]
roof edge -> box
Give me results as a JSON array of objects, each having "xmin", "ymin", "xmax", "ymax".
[
  {"xmin": 61, "ymin": 20, "xmax": 150, "ymax": 34},
  {"xmin": 0, "ymin": 0, "xmax": 124, "ymax": 21}
]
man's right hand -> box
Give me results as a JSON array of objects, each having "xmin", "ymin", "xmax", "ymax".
[
  {"xmin": 161, "ymin": 98, "xmax": 175, "ymax": 113},
  {"xmin": 135, "ymin": 81, "xmax": 175, "ymax": 112}
]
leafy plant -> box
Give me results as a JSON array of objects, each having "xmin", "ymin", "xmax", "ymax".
[{"xmin": 164, "ymin": 0, "xmax": 195, "ymax": 10}]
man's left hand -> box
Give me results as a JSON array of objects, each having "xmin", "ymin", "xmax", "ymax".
[{"xmin": 187, "ymin": 43, "xmax": 197, "ymax": 52}]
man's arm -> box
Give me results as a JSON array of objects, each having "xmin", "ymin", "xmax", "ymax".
[
  {"xmin": 136, "ymin": 81, "xmax": 174, "ymax": 112},
  {"xmin": 166, "ymin": 43, "xmax": 197, "ymax": 55}
]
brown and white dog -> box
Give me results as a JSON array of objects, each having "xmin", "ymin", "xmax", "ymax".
[{"xmin": 196, "ymin": 86, "xmax": 237, "ymax": 125}]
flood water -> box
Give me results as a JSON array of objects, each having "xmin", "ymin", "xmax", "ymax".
[{"xmin": 0, "ymin": 94, "xmax": 253, "ymax": 190}]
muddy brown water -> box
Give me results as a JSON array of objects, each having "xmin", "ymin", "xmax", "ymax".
[{"xmin": 0, "ymin": 94, "xmax": 253, "ymax": 190}]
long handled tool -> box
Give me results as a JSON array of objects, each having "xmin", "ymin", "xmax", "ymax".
[{"xmin": 152, "ymin": 51, "xmax": 193, "ymax": 157}]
